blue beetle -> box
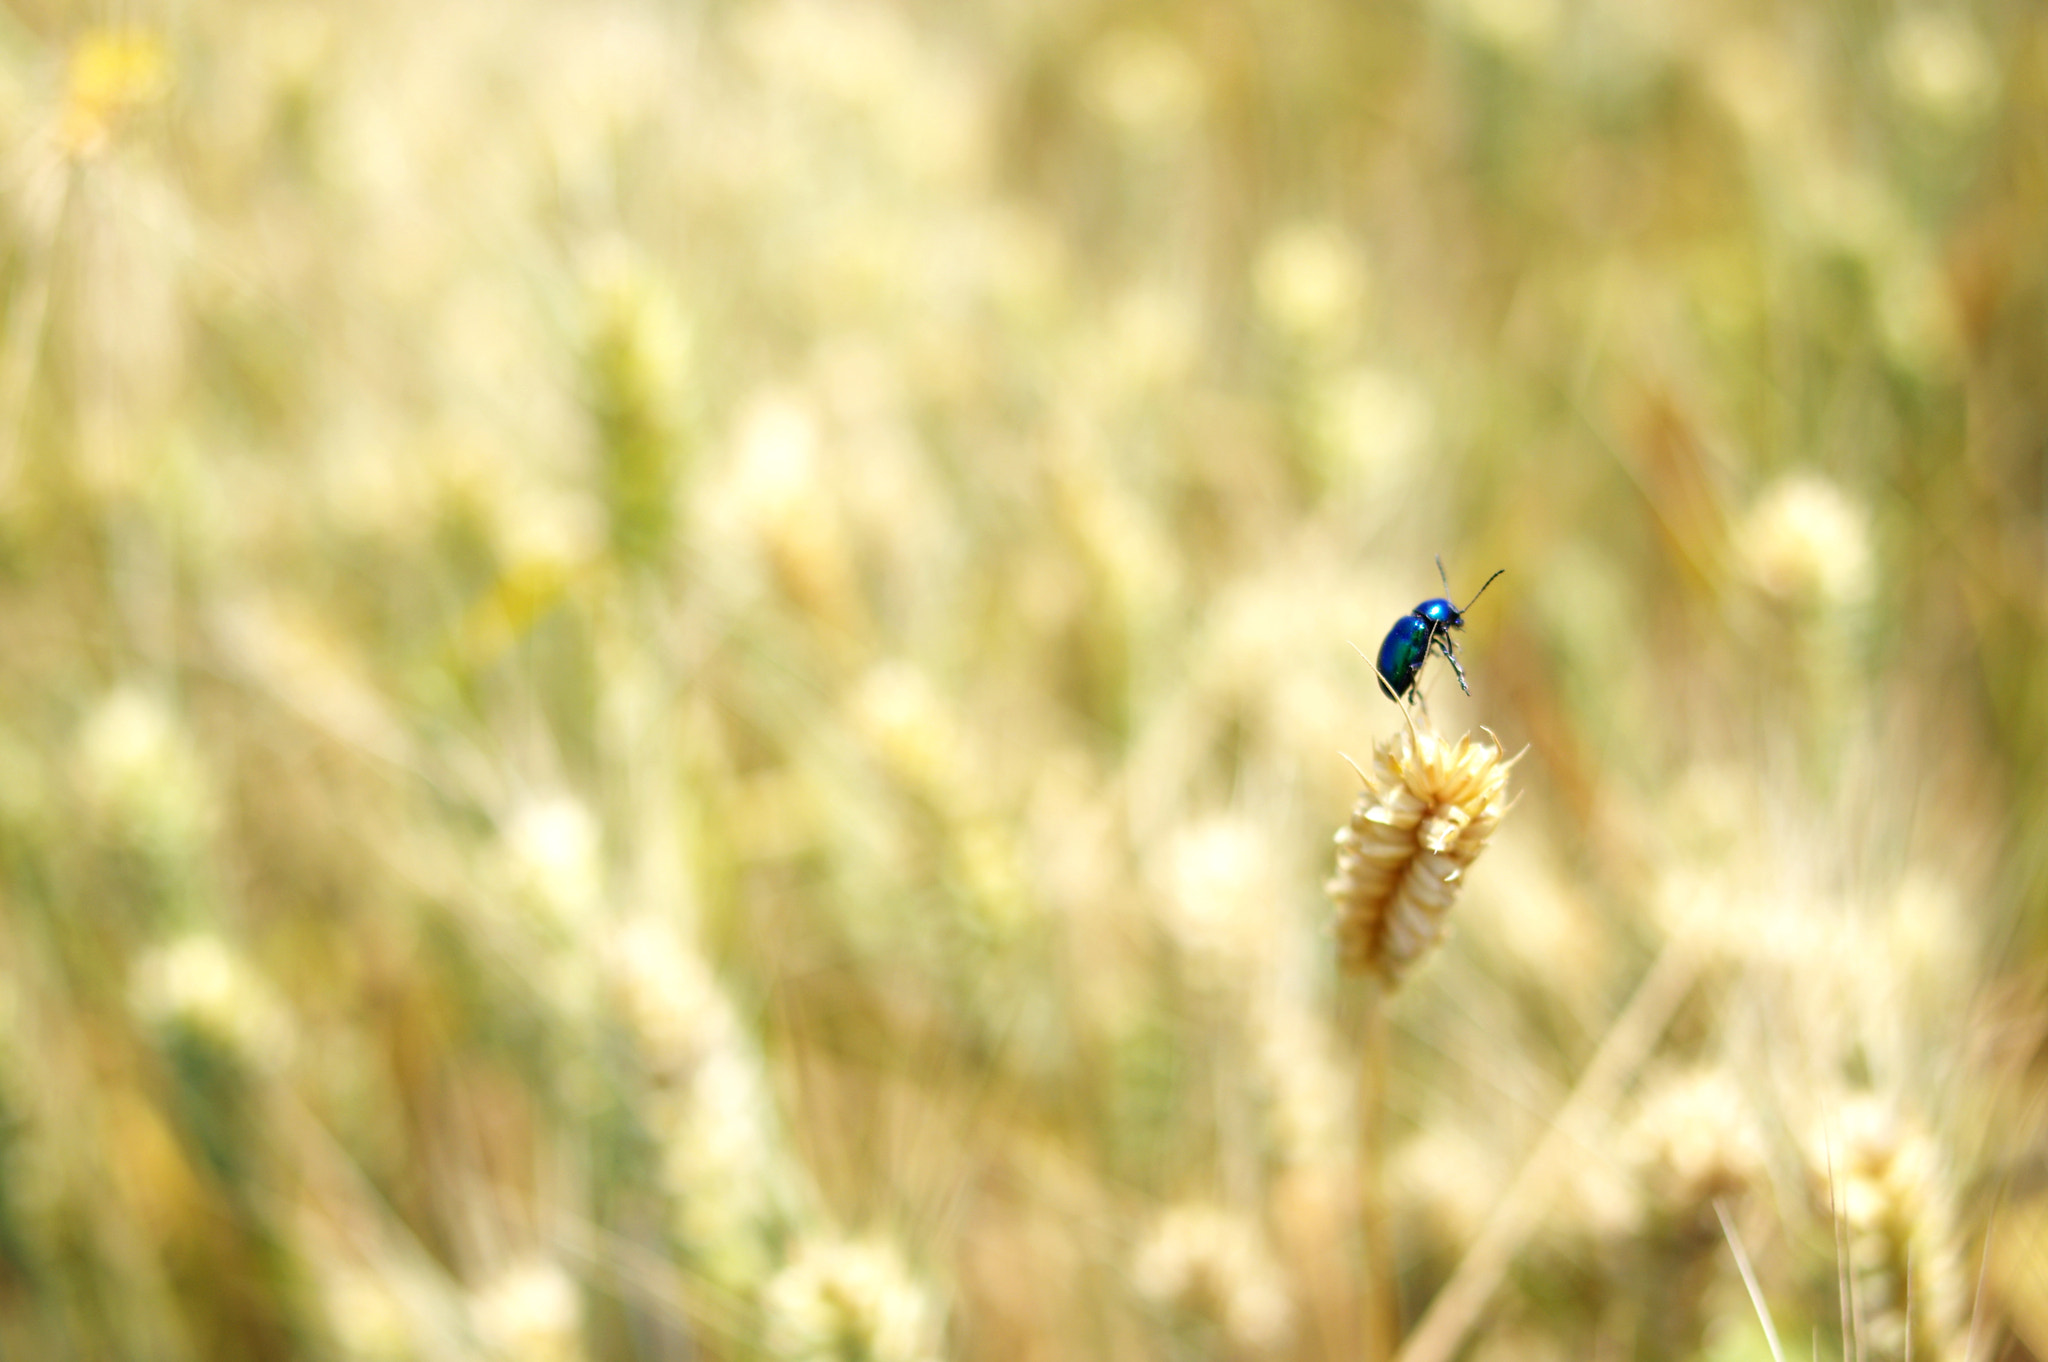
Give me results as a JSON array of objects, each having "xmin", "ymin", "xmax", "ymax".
[{"xmin": 1376, "ymin": 559, "xmax": 1505, "ymax": 703}]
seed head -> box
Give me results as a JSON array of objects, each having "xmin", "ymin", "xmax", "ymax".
[
  {"xmin": 1132, "ymin": 1204, "xmax": 1295, "ymax": 1351},
  {"xmin": 1624, "ymin": 1067, "xmax": 1766, "ymax": 1219},
  {"xmin": 1324, "ymin": 723, "xmax": 1513, "ymax": 986},
  {"xmin": 1813, "ymin": 1099, "xmax": 1966, "ymax": 1362},
  {"xmin": 762, "ymin": 1237, "xmax": 940, "ymax": 1362}
]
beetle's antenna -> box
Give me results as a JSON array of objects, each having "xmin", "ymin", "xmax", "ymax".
[
  {"xmin": 1459, "ymin": 568, "xmax": 1505, "ymax": 613},
  {"xmin": 1436, "ymin": 554, "xmax": 1451, "ymax": 591}
]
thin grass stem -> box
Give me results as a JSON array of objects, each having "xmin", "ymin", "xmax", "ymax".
[
  {"xmin": 1715, "ymin": 1196, "xmax": 1786, "ymax": 1362},
  {"xmin": 1359, "ymin": 984, "xmax": 1396, "ymax": 1362}
]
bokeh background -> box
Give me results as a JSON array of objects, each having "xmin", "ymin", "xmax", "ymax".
[{"xmin": 3, "ymin": 0, "xmax": 2047, "ymax": 1358}]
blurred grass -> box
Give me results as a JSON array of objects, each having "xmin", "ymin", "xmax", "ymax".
[{"xmin": 2, "ymin": 0, "xmax": 2046, "ymax": 1359}]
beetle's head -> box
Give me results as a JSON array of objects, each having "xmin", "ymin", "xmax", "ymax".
[{"xmin": 1415, "ymin": 597, "xmax": 1463, "ymax": 628}]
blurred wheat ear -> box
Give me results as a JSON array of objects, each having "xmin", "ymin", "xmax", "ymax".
[{"xmin": 1819, "ymin": 1099, "xmax": 1969, "ymax": 1362}]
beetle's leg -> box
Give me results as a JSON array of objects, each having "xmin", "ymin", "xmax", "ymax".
[{"xmin": 1435, "ymin": 634, "xmax": 1470, "ymax": 695}]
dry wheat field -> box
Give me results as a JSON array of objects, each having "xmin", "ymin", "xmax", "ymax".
[{"xmin": 2, "ymin": 0, "xmax": 2047, "ymax": 1358}]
